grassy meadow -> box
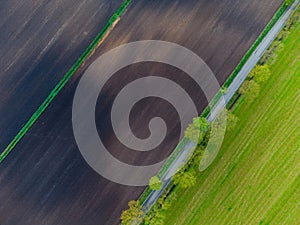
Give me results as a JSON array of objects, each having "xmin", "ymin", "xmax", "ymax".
[{"xmin": 163, "ymin": 11, "xmax": 300, "ymax": 225}]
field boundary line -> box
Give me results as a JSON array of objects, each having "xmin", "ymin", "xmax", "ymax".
[{"xmin": 0, "ymin": 0, "xmax": 132, "ymax": 163}]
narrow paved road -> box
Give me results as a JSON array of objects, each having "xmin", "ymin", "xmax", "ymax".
[
  {"xmin": 208, "ymin": 0, "xmax": 300, "ymax": 121},
  {"xmin": 142, "ymin": 0, "xmax": 300, "ymax": 212}
]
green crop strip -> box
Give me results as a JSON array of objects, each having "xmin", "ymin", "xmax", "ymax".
[{"xmin": 0, "ymin": 0, "xmax": 132, "ymax": 163}]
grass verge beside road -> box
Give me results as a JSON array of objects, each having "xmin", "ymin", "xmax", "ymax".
[{"xmin": 163, "ymin": 11, "xmax": 300, "ymax": 225}]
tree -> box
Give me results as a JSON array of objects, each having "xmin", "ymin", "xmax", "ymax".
[
  {"xmin": 185, "ymin": 124, "xmax": 202, "ymax": 144},
  {"xmin": 259, "ymin": 40, "xmax": 284, "ymax": 64},
  {"xmin": 144, "ymin": 192, "xmax": 176, "ymax": 225},
  {"xmin": 149, "ymin": 176, "xmax": 162, "ymax": 191},
  {"xmin": 245, "ymin": 81, "xmax": 260, "ymax": 102},
  {"xmin": 239, "ymin": 80, "xmax": 251, "ymax": 95},
  {"xmin": 239, "ymin": 80, "xmax": 260, "ymax": 102},
  {"xmin": 184, "ymin": 117, "xmax": 209, "ymax": 144},
  {"xmin": 159, "ymin": 193, "xmax": 176, "ymax": 210},
  {"xmin": 226, "ymin": 109, "xmax": 239, "ymax": 132},
  {"xmin": 249, "ymin": 65, "xmax": 271, "ymax": 84},
  {"xmin": 172, "ymin": 170, "xmax": 196, "ymax": 189},
  {"xmin": 120, "ymin": 200, "xmax": 143, "ymax": 225},
  {"xmin": 194, "ymin": 117, "xmax": 209, "ymax": 132},
  {"xmin": 144, "ymin": 211, "xmax": 165, "ymax": 225}
]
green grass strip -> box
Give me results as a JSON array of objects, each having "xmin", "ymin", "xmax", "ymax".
[{"xmin": 0, "ymin": 0, "xmax": 132, "ymax": 163}]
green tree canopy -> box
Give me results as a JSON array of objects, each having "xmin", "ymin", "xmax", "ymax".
[
  {"xmin": 120, "ymin": 200, "xmax": 143, "ymax": 225},
  {"xmin": 184, "ymin": 117, "xmax": 209, "ymax": 144},
  {"xmin": 239, "ymin": 80, "xmax": 261, "ymax": 102},
  {"xmin": 149, "ymin": 176, "xmax": 162, "ymax": 191},
  {"xmin": 194, "ymin": 117, "xmax": 209, "ymax": 132},
  {"xmin": 249, "ymin": 65, "xmax": 271, "ymax": 84},
  {"xmin": 143, "ymin": 193, "xmax": 176, "ymax": 225},
  {"xmin": 226, "ymin": 109, "xmax": 239, "ymax": 132},
  {"xmin": 172, "ymin": 170, "xmax": 196, "ymax": 189},
  {"xmin": 144, "ymin": 211, "xmax": 165, "ymax": 225}
]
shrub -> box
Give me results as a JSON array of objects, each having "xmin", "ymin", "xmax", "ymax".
[
  {"xmin": 172, "ymin": 170, "xmax": 196, "ymax": 189},
  {"xmin": 239, "ymin": 80, "xmax": 261, "ymax": 102},
  {"xmin": 121, "ymin": 200, "xmax": 143, "ymax": 225},
  {"xmin": 149, "ymin": 176, "xmax": 162, "ymax": 191},
  {"xmin": 249, "ymin": 65, "xmax": 271, "ymax": 84}
]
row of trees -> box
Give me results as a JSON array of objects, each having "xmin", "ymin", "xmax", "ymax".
[
  {"xmin": 120, "ymin": 107, "xmax": 241, "ymax": 224},
  {"xmin": 120, "ymin": 109, "xmax": 241, "ymax": 225},
  {"xmin": 120, "ymin": 110, "xmax": 239, "ymax": 224},
  {"xmin": 261, "ymin": 4, "xmax": 299, "ymax": 65},
  {"xmin": 120, "ymin": 5, "xmax": 298, "ymax": 223},
  {"xmin": 149, "ymin": 170, "xmax": 197, "ymax": 191},
  {"xmin": 121, "ymin": 62, "xmax": 250, "ymax": 224},
  {"xmin": 120, "ymin": 192, "xmax": 177, "ymax": 225},
  {"xmin": 184, "ymin": 117, "xmax": 209, "ymax": 144},
  {"xmin": 144, "ymin": 192, "xmax": 177, "ymax": 225},
  {"xmin": 238, "ymin": 65, "xmax": 271, "ymax": 102},
  {"xmin": 120, "ymin": 200, "xmax": 143, "ymax": 225}
]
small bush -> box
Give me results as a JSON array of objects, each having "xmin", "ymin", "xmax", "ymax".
[{"xmin": 149, "ymin": 176, "xmax": 162, "ymax": 191}]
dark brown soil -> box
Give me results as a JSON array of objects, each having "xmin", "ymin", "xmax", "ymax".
[{"xmin": 0, "ymin": 0, "xmax": 283, "ymax": 224}]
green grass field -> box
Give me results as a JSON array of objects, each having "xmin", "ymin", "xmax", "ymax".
[{"xmin": 164, "ymin": 13, "xmax": 300, "ymax": 225}]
